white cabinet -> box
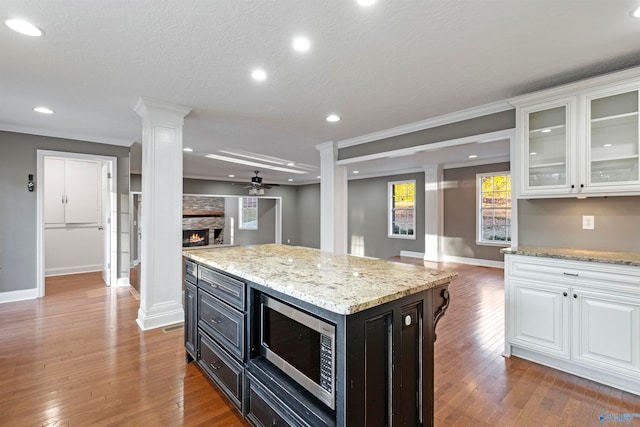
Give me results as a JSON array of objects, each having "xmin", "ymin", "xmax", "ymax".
[
  {"xmin": 511, "ymin": 279, "xmax": 570, "ymax": 358},
  {"xmin": 505, "ymin": 254, "xmax": 640, "ymax": 394},
  {"xmin": 513, "ymin": 73, "xmax": 640, "ymax": 198},
  {"xmin": 572, "ymin": 288, "xmax": 640, "ymax": 377},
  {"xmin": 44, "ymin": 158, "xmax": 101, "ymax": 224}
]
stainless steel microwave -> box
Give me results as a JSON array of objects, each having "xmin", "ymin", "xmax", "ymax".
[{"xmin": 259, "ymin": 294, "xmax": 336, "ymax": 409}]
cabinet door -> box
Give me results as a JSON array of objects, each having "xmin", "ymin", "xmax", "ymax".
[
  {"xmin": 64, "ymin": 159, "xmax": 100, "ymax": 223},
  {"xmin": 511, "ymin": 279, "xmax": 570, "ymax": 358},
  {"xmin": 584, "ymin": 88, "xmax": 639, "ymax": 192},
  {"xmin": 572, "ymin": 288, "xmax": 640, "ymax": 376},
  {"xmin": 185, "ymin": 281, "xmax": 198, "ymax": 361},
  {"xmin": 519, "ymin": 98, "xmax": 576, "ymax": 196},
  {"xmin": 44, "ymin": 158, "xmax": 66, "ymax": 224}
]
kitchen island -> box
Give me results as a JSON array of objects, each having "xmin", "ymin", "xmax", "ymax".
[{"xmin": 183, "ymin": 244, "xmax": 457, "ymax": 427}]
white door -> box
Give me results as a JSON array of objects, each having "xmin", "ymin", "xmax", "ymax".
[
  {"xmin": 102, "ymin": 162, "xmax": 111, "ymax": 286},
  {"xmin": 66, "ymin": 159, "xmax": 100, "ymax": 223},
  {"xmin": 572, "ymin": 288, "xmax": 640, "ymax": 376},
  {"xmin": 44, "ymin": 158, "xmax": 66, "ymax": 224},
  {"xmin": 512, "ymin": 279, "xmax": 571, "ymax": 358}
]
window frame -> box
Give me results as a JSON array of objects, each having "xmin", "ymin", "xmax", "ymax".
[
  {"xmin": 476, "ymin": 171, "xmax": 512, "ymax": 247},
  {"xmin": 388, "ymin": 179, "xmax": 416, "ymax": 240},
  {"xmin": 238, "ymin": 196, "xmax": 258, "ymax": 230}
]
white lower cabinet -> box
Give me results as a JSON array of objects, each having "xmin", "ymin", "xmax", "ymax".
[
  {"xmin": 505, "ymin": 254, "xmax": 640, "ymax": 395},
  {"xmin": 572, "ymin": 288, "xmax": 640, "ymax": 376},
  {"xmin": 512, "ymin": 279, "xmax": 570, "ymax": 358}
]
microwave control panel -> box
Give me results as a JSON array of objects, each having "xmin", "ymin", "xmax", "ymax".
[{"xmin": 320, "ymin": 335, "xmax": 333, "ymax": 393}]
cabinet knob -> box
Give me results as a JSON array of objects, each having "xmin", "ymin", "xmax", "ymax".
[
  {"xmin": 573, "ymin": 294, "xmax": 578, "ymax": 299},
  {"xmin": 580, "ymin": 184, "xmax": 584, "ymax": 188},
  {"xmin": 563, "ymin": 292, "xmax": 568, "ymax": 297},
  {"xmin": 571, "ymin": 185, "xmax": 575, "ymax": 189}
]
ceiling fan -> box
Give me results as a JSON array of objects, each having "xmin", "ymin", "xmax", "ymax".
[{"xmin": 244, "ymin": 171, "xmax": 279, "ymax": 195}]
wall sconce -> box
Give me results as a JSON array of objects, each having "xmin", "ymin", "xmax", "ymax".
[{"xmin": 28, "ymin": 174, "xmax": 34, "ymax": 192}]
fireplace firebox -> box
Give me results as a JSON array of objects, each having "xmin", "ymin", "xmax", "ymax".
[{"xmin": 183, "ymin": 229, "xmax": 209, "ymax": 247}]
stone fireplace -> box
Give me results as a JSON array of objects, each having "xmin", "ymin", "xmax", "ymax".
[{"xmin": 183, "ymin": 196, "xmax": 225, "ymax": 246}]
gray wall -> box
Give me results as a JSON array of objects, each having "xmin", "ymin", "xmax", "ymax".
[
  {"xmin": 518, "ymin": 196, "xmax": 640, "ymax": 253},
  {"xmin": 348, "ymin": 172, "xmax": 425, "ymax": 259},
  {"xmin": 0, "ymin": 131, "xmax": 130, "ymax": 293},
  {"xmin": 339, "ymin": 110, "xmax": 515, "ymax": 160},
  {"xmin": 296, "ymin": 183, "xmax": 321, "ymax": 249},
  {"xmin": 225, "ymin": 197, "xmax": 277, "ymax": 245},
  {"xmin": 442, "ymin": 162, "xmax": 511, "ymax": 261},
  {"xmin": 183, "ymin": 177, "xmax": 300, "ymax": 247}
]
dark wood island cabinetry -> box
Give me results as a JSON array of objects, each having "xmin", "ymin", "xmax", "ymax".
[{"xmin": 183, "ymin": 244, "xmax": 456, "ymax": 427}]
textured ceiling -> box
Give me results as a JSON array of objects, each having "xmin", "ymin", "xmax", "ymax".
[{"xmin": 1, "ymin": 0, "xmax": 639, "ymax": 183}]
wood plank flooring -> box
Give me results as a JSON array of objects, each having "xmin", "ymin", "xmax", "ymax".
[{"xmin": 1, "ymin": 264, "xmax": 638, "ymax": 426}]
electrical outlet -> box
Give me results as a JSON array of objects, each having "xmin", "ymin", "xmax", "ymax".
[{"xmin": 582, "ymin": 215, "xmax": 595, "ymax": 230}]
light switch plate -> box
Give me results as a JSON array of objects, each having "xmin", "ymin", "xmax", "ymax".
[{"xmin": 582, "ymin": 215, "xmax": 595, "ymax": 230}]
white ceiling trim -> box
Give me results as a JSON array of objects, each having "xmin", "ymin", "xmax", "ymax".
[
  {"xmin": 442, "ymin": 155, "xmax": 511, "ymax": 170},
  {"xmin": 336, "ymin": 100, "xmax": 513, "ymax": 149},
  {"xmin": 336, "ymin": 129, "xmax": 514, "ymax": 166},
  {"xmin": 0, "ymin": 123, "xmax": 136, "ymax": 147}
]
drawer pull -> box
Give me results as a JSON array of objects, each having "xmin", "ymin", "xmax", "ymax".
[
  {"xmin": 210, "ymin": 362, "xmax": 222, "ymax": 370},
  {"xmin": 563, "ymin": 272, "xmax": 579, "ymax": 277},
  {"xmin": 211, "ymin": 317, "xmax": 221, "ymax": 324}
]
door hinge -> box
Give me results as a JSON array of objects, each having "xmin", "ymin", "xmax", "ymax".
[
  {"xmin": 107, "ymin": 172, "xmax": 112, "ymax": 179},
  {"xmin": 107, "ymin": 263, "xmax": 111, "ymax": 269},
  {"xmin": 107, "ymin": 217, "xmax": 111, "ymax": 224}
]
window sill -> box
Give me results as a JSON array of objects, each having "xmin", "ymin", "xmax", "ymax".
[
  {"xmin": 388, "ymin": 234, "xmax": 417, "ymax": 240},
  {"xmin": 475, "ymin": 240, "xmax": 511, "ymax": 248}
]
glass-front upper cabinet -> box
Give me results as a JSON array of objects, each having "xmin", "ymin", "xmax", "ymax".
[
  {"xmin": 585, "ymin": 89, "xmax": 639, "ymax": 188},
  {"xmin": 520, "ymin": 98, "xmax": 575, "ymax": 196}
]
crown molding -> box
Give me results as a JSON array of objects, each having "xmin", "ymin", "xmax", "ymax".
[
  {"xmin": 336, "ymin": 100, "xmax": 513, "ymax": 149},
  {"xmin": 0, "ymin": 123, "xmax": 135, "ymax": 147},
  {"xmin": 508, "ymin": 66, "xmax": 640, "ymax": 106}
]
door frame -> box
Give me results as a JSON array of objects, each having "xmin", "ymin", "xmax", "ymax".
[{"xmin": 36, "ymin": 150, "xmax": 118, "ymax": 297}]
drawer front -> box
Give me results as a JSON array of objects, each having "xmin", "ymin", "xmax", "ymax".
[
  {"xmin": 198, "ymin": 290, "xmax": 244, "ymax": 360},
  {"xmin": 198, "ymin": 266, "xmax": 245, "ymax": 310},
  {"xmin": 246, "ymin": 373, "xmax": 296, "ymax": 427},
  {"xmin": 184, "ymin": 259, "xmax": 198, "ymax": 284},
  {"xmin": 199, "ymin": 333, "xmax": 243, "ymax": 408}
]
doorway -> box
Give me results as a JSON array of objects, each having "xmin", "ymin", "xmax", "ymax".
[{"xmin": 36, "ymin": 150, "xmax": 118, "ymax": 297}]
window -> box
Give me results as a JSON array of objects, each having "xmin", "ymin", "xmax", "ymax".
[
  {"xmin": 477, "ymin": 172, "xmax": 511, "ymax": 245},
  {"xmin": 388, "ymin": 180, "xmax": 416, "ymax": 239},
  {"xmin": 239, "ymin": 197, "xmax": 258, "ymax": 230}
]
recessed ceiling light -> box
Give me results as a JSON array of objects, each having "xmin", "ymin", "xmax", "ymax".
[
  {"xmin": 316, "ymin": 175, "xmax": 322, "ymax": 179},
  {"xmin": 183, "ymin": 147, "xmax": 193, "ymax": 152},
  {"xmin": 326, "ymin": 114, "xmax": 340, "ymax": 122},
  {"xmin": 357, "ymin": 0, "xmax": 376, "ymax": 6},
  {"xmin": 33, "ymin": 106, "xmax": 53, "ymax": 114},
  {"xmin": 541, "ymin": 129, "xmax": 552, "ymax": 133},
  {"xmin": 251, "ymin": 69, "xmax": 267, "ymax": 81},
  {"xmin": 530, "ymin": 152, "xmax": 537, "ymax": 156},
  {"xmin": 468, "ymin": 154, "xmax": 478, "ymax": 159},
  {"xmin": 287, "ymin": 162, "xmax": 295, "ymax": 166},
  {"xmin": 5, "ymin": 19, "xmax": 44, "ymax": 37},
  {"xmin": 293, "ymin": 37, "xmax": 310, "ymax": 52},
  {"xmin": 353, "ymin": 170, "xmax": 360, "ymax": 174},
  {"xmin": 288, "ymin": 178, "xmax": 294, "ymax": 182},
  {"xmin": 228, "ymin": 174, "xmax": 235, "ymax": 178},
  {"xmin": 603, "ymin": 143, "xmax": 613, "ymax": 147},
  {"xmin": 631, "ymin": 5, "xmax": 640, "ymax": 17}
]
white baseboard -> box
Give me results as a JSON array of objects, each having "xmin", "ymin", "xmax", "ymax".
[
  {"xmin": 399, "ymin": 250, "xmax": 425, "ymax": 259},
  {"xmin": 441, "ymin": 255, "xmax": 504, "ymax": 269},
  {"xmin": 0, "ymin": 288, "xmax": 38, "ymax": 304},
  {"xmin": 116, "ymin": 278, "xmax": 130, "ymax": 287},
  {"xmin": 45, "ymin": 264, "xmax": 102, "ymax": 277}
]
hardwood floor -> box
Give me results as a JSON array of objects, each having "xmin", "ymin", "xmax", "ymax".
[{"xmin": 1, "ymin": 265, "xmax": 638, "ymax": 426}]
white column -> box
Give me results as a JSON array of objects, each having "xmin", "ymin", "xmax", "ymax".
[
  {"xmin": 423, "ymin": 165, "xmax": 443, "ymax": 262},
  {"xmin": 316, "ymin": 141, "xmax": 348, "ymax": 254},
  {"xmin": 134, "ymin": 98, "xmax": 191, "ymax": 330}
]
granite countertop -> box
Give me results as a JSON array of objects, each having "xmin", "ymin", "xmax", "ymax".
[
  {"xmin": 183, "ymin": 244, "xmax": 457, "ymax": 315},
  {"xmin": 501, "ymin": 245, "xmax": 640, "ymax": 267}
]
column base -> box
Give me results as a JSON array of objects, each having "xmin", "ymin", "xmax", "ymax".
[{"xmin": 136, "ymin": 301, "xmax": 184, "ymax": 331}]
